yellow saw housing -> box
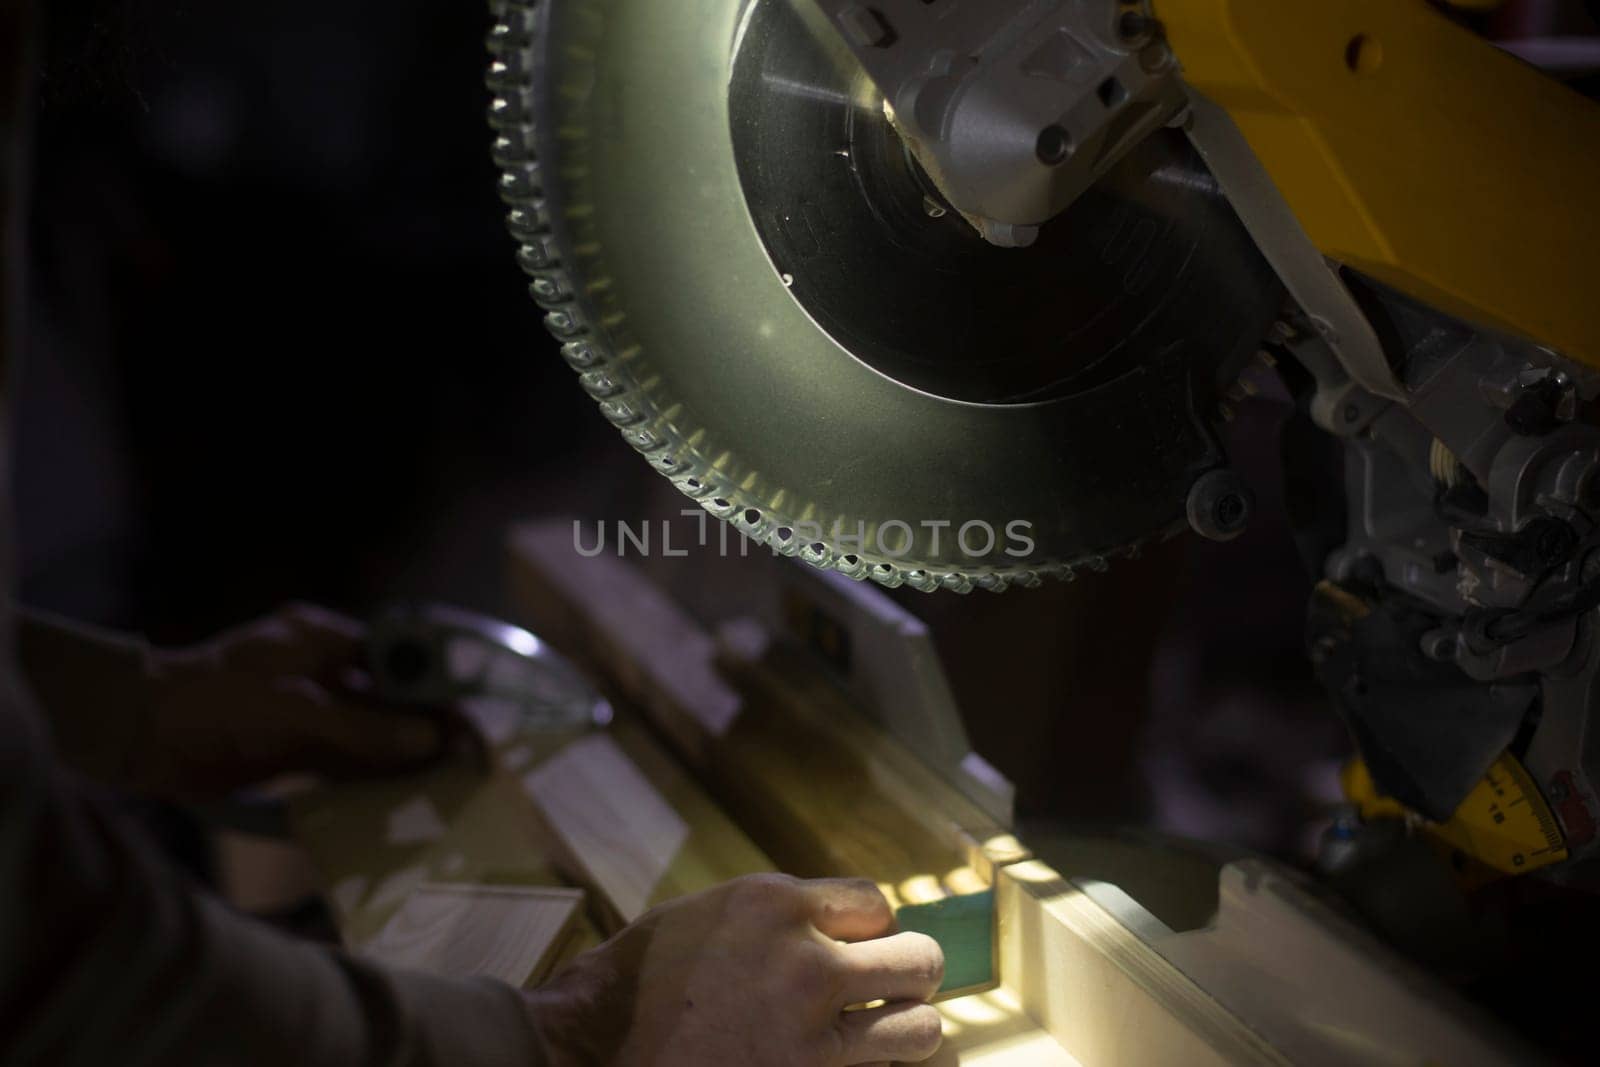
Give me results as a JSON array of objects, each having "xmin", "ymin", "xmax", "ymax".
[{"xmin": 1159, "ymin": 0, "xmax": 1600, "ymax": 366}]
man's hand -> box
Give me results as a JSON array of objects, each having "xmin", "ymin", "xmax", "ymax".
[
  {"xmin": 528, "ymin": 874, "xmax": 945, "ymax": 1066},
  {"xmin": 131, "ymin": 603, "xmax": 445, "ymax": 799}
]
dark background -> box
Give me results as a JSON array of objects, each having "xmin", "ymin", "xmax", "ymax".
[
  {"xmin": 22, "ymin": 0, "xmax": 627, "ymax": 637},
  {"xmin": 18, "ymin": 0, "xmax": 1598, "ymax": 851}
]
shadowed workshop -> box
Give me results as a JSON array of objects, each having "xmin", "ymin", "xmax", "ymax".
[{"xmin": 6, "ymin": 1, "xmax": 1600, "ymax": 1064}]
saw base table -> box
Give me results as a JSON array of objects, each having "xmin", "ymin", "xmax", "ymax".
[{"xmin": 291, "ymin": 520, "xmax": 1531, "ymax": 1065}]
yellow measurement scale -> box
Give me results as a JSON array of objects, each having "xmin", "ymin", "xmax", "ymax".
[{"xmin": 1344, "ymin": 752, "xmax": 1568, "ymax": 880}]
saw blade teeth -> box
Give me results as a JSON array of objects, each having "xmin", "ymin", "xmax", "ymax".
[
  {"xmin": 732, "ymin": 507, "xmax": 774, "ymax": 543},
  {"xmin": 487, "ymin": 92, "xmax": 534, "ymax": 131},
  {"xmin": 493, "ymin": 130, "xmax": 537, "ymax": 169},
  {"xmin": 505, "ymin": 203, "xmax": 552, "ymax": 242},
  {"xmin": 624, "ymin": 426, "xmax": 664, "ymax": 452},
  {"xmin": 517, "ymin": 236, "xmax": 563, "ymax": 274},
  {"xmin": 702, "ymin": 496, "xmax": 738, "ymax": 521},
  {"xmin": 577, "ymin": 368, "xmax": 621, "ymax": 398},
  {"xmin": 768, "ymin": 526, "xmax": 803, "ymax": 557},
  {"xmin": 499, "ymin": 165, "xmax": 545, "ymax": 206},
  {"xmin": 543, "ymin": 306, "xmax": 588, "ymax": 338},
  {"xmin": 598, "ymin": 399, "xmax": 643, "ymax": 427},
  {"xmin": 833, "ymin": 554, "xmax": 871, "ymax": 581},
  {"xmin": 674, "ymin": 476, "xmax": 714, "ymax": 502},
  {"xmin": 939, "ymin": 573, "xmax": 975, "ymax": 595},
  {"xmin": 485, "ymin": 52, "xmax": 534, "ymax": 92},
  {"xmin": 485, "ymin": 13, "xmax": 536, "ymax": 54},
  {"xmin": 598, "ymin": 396, "xmax": 640, "ymax": 425},
  {"xmin": 869, "ymin": 562, "xmax": 904, "ymax": 589},
  {"xmin": 528, "ymin": 274, "xmax": 572, "ymax": 308},
  {"xmin": 559, "ymin": 339, "xmax": 600, "ymax": 369}
]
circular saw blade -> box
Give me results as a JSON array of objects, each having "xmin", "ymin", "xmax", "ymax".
[{"xmin": 488, "ymin": 0, "xmax": 1281, "ymax": 592}]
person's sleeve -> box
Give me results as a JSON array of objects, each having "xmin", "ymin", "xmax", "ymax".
[{"xmin": 0, "ymin": 676, "xmax": 552, "ymax": 1067}]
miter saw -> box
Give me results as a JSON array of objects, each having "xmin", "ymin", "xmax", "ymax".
[{"xmin": 485, "ymin": 0, "xmax": 1600, "ymax": 951}]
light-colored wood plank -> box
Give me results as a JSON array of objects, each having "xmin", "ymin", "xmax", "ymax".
[
  {"xmin": 604, "ymin": 717, "xmax": 778, "ymax": 911},
  {"xmin": 997, "ymin": 861, "xmax": 1285, "ymax": 1067},
  {"xmin": 360, "ymin": 884, "xmax": 584, "ymax": 988},
  {"xmin": 508, "ymin": 522, "xmax": 741, "ymax": 766},
  {"xmin": 522, "ymin": 733, "xmax": 689, "ymax": 922},
  {"xmin": 518, "ymin": 723, "xmax": 775, "ymax": 925}
]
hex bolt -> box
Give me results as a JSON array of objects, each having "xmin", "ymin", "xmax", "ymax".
[
  {"xmin": 1140, "ymin": 41, "xmax": 1174, "ymax": 72},
  {"xmin": 1036, "ymin": 124, "xmax": 1073, "ymax": 166},
  {"xmin": 1118, "ymin": 10, "xmax": 1149, "ymax": 42},
  {"xmin": 1420, "ymin": 628, "xmax": 1460, "ymax": 662},
  {"xmin": 1504, "ymin": 377, "xmax": 1566, "ymax": 436},
  {"xmin": 1186, "ymin": 469, "xmax": 1255, "ymax": 542}
]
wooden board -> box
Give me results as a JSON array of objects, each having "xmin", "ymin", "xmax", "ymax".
[
  {"xmin": 361, "ymin": 883, "xmax": 584, "ymax": 987},
  {"xmin": 520, "ymin": 720, "xmax": 776, "ymax": 926}
]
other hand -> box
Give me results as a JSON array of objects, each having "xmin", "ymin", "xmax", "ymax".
[{"xmin": 133, "ymin": 602, "xmax": 444, "ymax": 798}]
